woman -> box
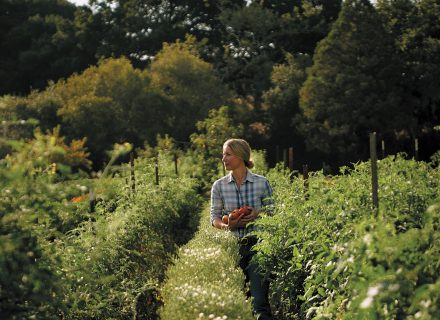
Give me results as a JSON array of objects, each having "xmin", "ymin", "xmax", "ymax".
[{"xmin": 210, "ymin": 138, "xmax": 273, "ymax": 320}]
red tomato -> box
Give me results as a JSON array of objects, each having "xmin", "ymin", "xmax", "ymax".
[
  {"xmin": 237, "ymin": 206, "xmax": 252, "ymax": 215},
  {"xmin": 229, "ymin": 206, "xmax": 251, "ymax": 219}
]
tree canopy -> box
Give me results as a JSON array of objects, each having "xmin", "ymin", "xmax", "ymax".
[
  {"xmin": 3, "ymin": 39, "xmax": 229, "ymax": 166},
  {"xmin": 1, "ymin": 0, "xmax": 439, "ymax": 170},
  {"xmin": 149, "ymin": 37, "xmax": 230, "ymax": 141},
  {"xmin": 0, "ymin": 0, "xmax": 96, "ymax": 94},
  {"xmin": 299, "ymin": 0, "xmax": 412, "ymax": 165}
]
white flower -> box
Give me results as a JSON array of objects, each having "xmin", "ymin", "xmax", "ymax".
[
  {"xmin": 367, "ymin": 285, "xmax": 381, "ymax": 297},
  {"xmin": 326, "ymin": 261, "xmax": 334, "ymax": 268},
  {"xmin": 363, "ymin": 234, "xmax": 372, "ymax": 245},
  {"xmin": 420, "ymin": 300, "xmax": 431, "ymax": 308},
  {"xmin": 360, "ymin": 296, "xmax": 373, "ymax": 309}
]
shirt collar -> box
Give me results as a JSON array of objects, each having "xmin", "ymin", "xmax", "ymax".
[{"xmin": 227, "ymin": 170, "xmax": 255, "ymax": 184}]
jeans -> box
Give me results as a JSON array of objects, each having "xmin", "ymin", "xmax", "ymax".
[{"xmin": 239, "ymin": 238, "xmax": 272, "ymax": 320}]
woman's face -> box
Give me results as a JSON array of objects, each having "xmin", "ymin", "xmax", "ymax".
[{"xmin": 222, "ymin": 145, "xmax": 243, "ymax": 171}]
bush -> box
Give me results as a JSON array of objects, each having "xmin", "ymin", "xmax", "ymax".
[
  {"xmin": 0, "ymin": 213, "xmax": 64, "ymax": 319},
  {"xmin": 1, "ymin": 135, "xmax": 203, "ymax": 319},
  {"xmin": 253, "ymin": 155, "xmax": 440, "ymax": 319},
  {"xmin": 0, "ymin": 150, "xmax": 72, "ymax": 318},
  {"xmin": 58, "ymin": 160, "xmax": 203, "ymax": 319}
]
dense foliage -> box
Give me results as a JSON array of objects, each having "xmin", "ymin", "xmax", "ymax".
[
  {"xmin": 0, "ymin": 131, "xmax": 203, "ymax": 319},
  {"xmin": 2, "ymin": 39, "xmax": 230, "ymax": 167},
  {"xmin": 253, "ymin": 155, "xmax": 440, "ymax": 319},
  {"xmin": 1, "ymin": 1, "xmax": 440, "ymax": 316},
  {"xmin": 1, "ymin": 0, "xmax": 439, "ymax": 170},
  {"xmin": 299, "ymin": 0, "xmax": 408, "ymax": 166},
  {"xmin": 0, "ymin": 0, "xmax": 95, "ymax": 94},
  {"xmin": 1, "ymin": 114, "xmax": 439, "ymax": 319}
]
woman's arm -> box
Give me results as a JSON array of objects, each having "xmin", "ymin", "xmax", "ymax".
[
  {"xmin": 212, "ymin": 217, "xmax": 229, "ymax": 231},
  {"xmin": 211, "ymin": 181, "xmax": 238, "ymax": 230},
  {"xmin": 212, "ymin": 215, "xmax": 246, "ymax": 231}
]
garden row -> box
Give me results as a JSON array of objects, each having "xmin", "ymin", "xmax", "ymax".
[
  {"xmin": 0, "ymin": 137, "xmax": 203, "ymax": 319},
  {"xmin": 155, "ymin": 153, "xmax": 439, "ymax": 320},
  {"xmin": 159, "ymin": 206, "xmax": 254, "ymax": 320},
  {"xmin": 251, "ymin": 154, "xmax": 440, "ymax": 319}
]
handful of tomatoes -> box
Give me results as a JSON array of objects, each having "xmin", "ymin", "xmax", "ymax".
[{"xmin": 222, "ymin": 206, "xmax": 252, "ymax": 224}]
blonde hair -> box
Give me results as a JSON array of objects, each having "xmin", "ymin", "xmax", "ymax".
[{"xmin": 223, "ymin": 139, "xmax": 254, "ymax": 169}]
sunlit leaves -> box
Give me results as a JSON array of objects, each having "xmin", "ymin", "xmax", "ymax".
[
  {"xmin": 150, "ymin": 36, "xmax": 230, "ymax": 140},
  {"xmin": 253, "ymin": 155, "xmax": 440, "ymax": 319}
]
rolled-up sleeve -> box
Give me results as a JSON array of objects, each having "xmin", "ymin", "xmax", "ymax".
[{"xmin": 210, "ymin": 181, "xmax": 223, "ymax": 225}]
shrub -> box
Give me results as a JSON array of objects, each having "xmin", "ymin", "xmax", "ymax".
[
  {"xmin": 1, "ymin": 135, "xmax": 203, "ymax": 319},
  {"xmin": 0, "ymin": 213, "xmax": 64, "ymax": 319},
  {"xmin": 58, "ymin": 162, "xmax": 203, "ymax": 319},
  {"xmin": 253, "ymin": 155, "xmax": 440, "ymax": 319}
]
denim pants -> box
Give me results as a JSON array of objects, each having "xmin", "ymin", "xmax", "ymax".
[{"xmin": 239, "ymin": 238, "xmax": 272, "ymax": 320}]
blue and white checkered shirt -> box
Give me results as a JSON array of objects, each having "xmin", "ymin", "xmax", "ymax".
[{"xmin": 210, "ymin": 170, "xmax": 274, "ymax": 238}]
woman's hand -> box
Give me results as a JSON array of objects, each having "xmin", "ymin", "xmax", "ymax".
[
  {"xmin": 227, "ymin": 213, "xmax": 243, "ymax": 230},
  {"xmin": 229, "ymin": 207, "xmax": 258, "ymax": 229},
  {"xmin": 238, "ymin": 207, "xmax": 258, "ymax": 226}
]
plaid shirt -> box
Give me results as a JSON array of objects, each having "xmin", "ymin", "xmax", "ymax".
[{"xmin": 210, "ymin": 170, "xmax": 274, "ymax": 238}]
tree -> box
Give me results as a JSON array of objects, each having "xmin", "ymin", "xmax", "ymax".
[
  {"xmin": 219, "ymin": 4, "xmax": 280, "ymax": 99},
  {"xmin": 377, "ymin": 0, "xmax": 440, "ymax": 158},
  {"xmin": 8, "ymin": 87, "xmax": 63, "ymax": 133},
  {"xmin": 0, "ymin": 0, "xmax": 96, "ymax": 95},
  {"xmin": 299, "ymin": 0, "xmax": 410, "ymax": 167},
  {"xmin": 262, "ymin": 53, "xmax": 311, "ymax": 166},
  {"xmin": 149, "ymin": 37, "xmax": 230, "ymax": 141},
  {"xmin": 55, "ymin": 57, "xmax": 169, "ymax": 166},
  {"xmin": 258, "ymin": 0, "xmax": 342, "ymax": 54},
  {"xmin": 219, "ymin": 0, "xmax": 341, "ymax": 101},
  {"xmin": 6, "ymin": 41, "xmax": 229, "ymax": 168},
  {"xmin": 190, "ymin": 105, "xmax": 243, "ymax": 189},
  {"xmin": 88, "ymin": 0, "xmax": 244, "ymax": 67},
  {"xmin": 216, "ymin": 1, "xmax": 341, "ymax": 154}
]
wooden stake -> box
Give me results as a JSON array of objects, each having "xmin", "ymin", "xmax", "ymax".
[
  {"xmin": 288, "ymin": 147, "xmax": 294, "ymax": 171},
  {"xmin": 370, "ymin": 132, "xmax": 379, "ymax": 216},
  {"xmin": 89, "ymin": 189, "xmax": 96, "ymax": 213},
  {"xmin": 414, "ymin": 138, "xmax": 419, "ymax": 161},
  {"xmin": 275, "ymin": 145, "xmax": 280, "ymax": 164},
  {"xmin": 130, "ymin": 151, "xmax": 135, "ymax": 193},
  {"xmin": 155, "ymin": 157, "xmax": 159, "ymax": 185},
  {"xmin": 283, "ymin": 149, "xmax": 287, "ymax": 169}
]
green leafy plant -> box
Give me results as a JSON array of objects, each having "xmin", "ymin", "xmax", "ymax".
[{"xmin": 253, "ymin": 155, "xmax": 440, "ymax": 319}]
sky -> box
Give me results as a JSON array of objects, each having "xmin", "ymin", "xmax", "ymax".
[
  {"xmin": 68, "ymin": 0, "xmax": 378, "ymax": 8},
  {"xmin": 68, "ymin": 0, "xmax": 90, "ymax": 6}
]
